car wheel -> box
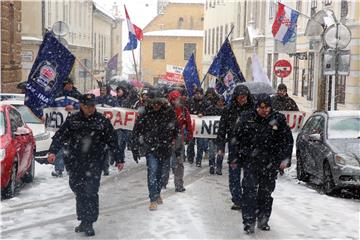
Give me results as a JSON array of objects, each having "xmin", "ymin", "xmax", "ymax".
[
  {"xmin": 296, "ymin": 152, "xmax": 309, "ymax": 182},
  {"xmin": 2, "ymin": 163, "xmax": 17, "ymax": 199},
  {"xmin": 23, "ymin": 154, "xmax": 35, "ymax": 183},
  {"xmin": 323, "ymin": 161, "xmax": 335, "ymax": 195}
]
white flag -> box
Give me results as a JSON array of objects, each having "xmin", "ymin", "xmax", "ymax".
[{"xmin": 252, "ymin": 52, "xmax": 271, "ymax": 85}]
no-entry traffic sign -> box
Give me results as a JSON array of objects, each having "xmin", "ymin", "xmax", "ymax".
[{"xmin": 274, "ymin": 60, "xmax": 292, "ymax": 78}]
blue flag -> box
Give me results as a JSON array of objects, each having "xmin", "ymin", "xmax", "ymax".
[
  {"xmin": 206, "ymin": 38, "xmax": 245, "ymax": 96},
  {"xmin": 183, "ymin": 53, "xmax": 201, "ymax": 97},
  {"xmin": 25, "ymin": 31, "xmax": 75, "ymax": 118}
]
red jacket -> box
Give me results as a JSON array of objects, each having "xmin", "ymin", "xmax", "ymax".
[{"xmin": 168, "ymin": 90, "xmax": 193, "ymax": 142}]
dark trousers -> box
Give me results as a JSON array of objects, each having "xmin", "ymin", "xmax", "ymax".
[
  {"xmin": 241, "ymin": 164, "xmax": 277, "ymax": 225},
  {"xmin": 69, "ymin": 170, "xmax": 102, "ymax": 223},
  {"xmin": 228, "ymin": 143, "xmax": 242, "ymax": 205},
  {"xmin": 186, "ymin": 138, "xmax": 195, "ymax": 163}
]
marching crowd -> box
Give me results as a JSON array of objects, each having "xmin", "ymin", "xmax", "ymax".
[{"xmin": 46, "ymin": 77, "xmax": 298, "ymax": 236}]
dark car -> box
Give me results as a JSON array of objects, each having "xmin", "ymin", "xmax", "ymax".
[
  {"xmin": 296, "ymin": 111, "xmax": 360, "ymax": 195},
  {"xmin": 0, "ymin": 104, "xmax": 36, "ymax": 199}
]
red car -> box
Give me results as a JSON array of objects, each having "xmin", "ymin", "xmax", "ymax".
[{"xmin": 0, "ymin": 104, "xmax": 36, "ymax": 199}]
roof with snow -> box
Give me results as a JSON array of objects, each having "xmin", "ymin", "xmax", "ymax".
[
  {"xmin": 168, "ymin": 0, "xmax": 205, "ymax": 3},
  {"xmin": 144, "ymin": 29, "xmax": 203, "ymax": 37},
  {"xmin": 93, "ymin": 1, "xmax": 116, "ymax": 21}
]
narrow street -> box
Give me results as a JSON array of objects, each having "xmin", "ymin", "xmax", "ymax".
[{"xmin": 1, "ymin": 152, "xmax": 359, "ymax": 239}]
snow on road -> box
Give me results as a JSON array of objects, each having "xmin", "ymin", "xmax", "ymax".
[{"xmin": 1, "ymin": 152, "xmax": 359, "ymax": 239}]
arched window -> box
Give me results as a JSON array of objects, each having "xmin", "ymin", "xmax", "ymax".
[{"xmin": 178, "ymin": 17, "xmax": 184, "ymax": 29}]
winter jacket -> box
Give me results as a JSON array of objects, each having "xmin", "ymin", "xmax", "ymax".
[
  {"xmin": 168, "ymin": 90, "xmax": 193, "ymax": 143},
  {"xmin": 49, "ymin": 110, "xmax": 122, "ymax": 173},
  {"xmin": 216, "ymin": 85, "xmax": 254, "ymax": 151},
  {"xmin": 95, "ymin": 94, "xmax": 119, "ymax": 107},
  {"xmin": 132, "ymin": 104, "xmax": 179, "ymax": 160},
  {"xmin": 51, "ymin": 87, "xmax": 82, "ymax": 109},
  {"xmin": 188, "ymin": 97, "xmax": 207, "ymax": 115},
  {"xmin": 54, "ymin": 87, "xmax": 82, "ymax": 100},
  {"xmin": 116, "ymin": 81, "xmax": 139, "ymax": 109},
  {"xmin": 235, "ymin": 109, "xmax": 293, "ymax": 169},
  {"xmin": 271, "ymin": 94, "xmax": 299, "ymax": 111}
]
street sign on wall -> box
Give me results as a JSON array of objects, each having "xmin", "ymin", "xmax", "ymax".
[{"xmin": 273, "ymin": 60, "xmax": 292, "ymax": 78}]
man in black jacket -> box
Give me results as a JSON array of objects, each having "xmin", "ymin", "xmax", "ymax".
[
  {"xmin": 271, "ymin": 83, "xmax": 299, "ymax": 111},
  {"xmin": 47, "ymin": 94, "xmax": 124, "ymax": 237},
  {"xmin": 132, "ymin": 89, "xmax": 178, "ymax": 211},
  {"xmin": 216, "ymin": 85, "xmax": 254, "ymax": 210},
  {"xmin": 235, "ymin": 94, "xmax": 293, "ymax": 234}
]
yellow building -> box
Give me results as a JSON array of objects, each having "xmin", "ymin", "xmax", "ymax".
[{"xmin": 140, "ymin": 2, "xmax": 204, "ymax": 85}]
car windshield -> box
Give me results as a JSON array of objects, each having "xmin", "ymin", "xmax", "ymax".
[
  {"xmin": 0, "ymin": 112, "xmax": 5, "ymax": 136},
  {"xmin": 328, "ymin": 116, "xmax": 360, "ymax": 139},
  {"xmin": 14, "ymin": 105, "xmax": 41, "ymax": 124}
]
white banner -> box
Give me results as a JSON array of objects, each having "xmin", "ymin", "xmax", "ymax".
[{"xmin": 44, "ymin": 107, "xmax": 305, "ymax": 137}]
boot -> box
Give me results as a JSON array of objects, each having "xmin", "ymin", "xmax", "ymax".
[
  {"xmin": 75, "ymin": 221, "xmax": 86, "ymax": 233},
  {"xmin": 258, "ymin": 216, "xmax": 271, "ymax": 231},
  {"xmin": 149, "ymin": 201, "xmax": 157, "ymax": 211},
  {"xmin": 230, "ymin": 204, "xmax": 241, "ymax": 210},
  {"xmin": 244, "ymin": 223, "xmax": 255, "ymax": 234},
  {"xmin": 156, "ymin": 196, "xmax": 163, "ymax": 205},
  {"xmin": 51, "ymin": 170, "xmax": 63, "ymax": 177},
  {"xmin": 216, "ymin": 168, "xmax": 222, "ymax": 175},
  {"xmin": 209, "ymin": 167, "xmax": 215, "ymax": 174},
  {"xmin": 84, "ymin": 222, "xmax": 95, "ymax": 236},
  {"xmin": 175, "ymin": 187, "xmax": 186, "ymax": 192}
]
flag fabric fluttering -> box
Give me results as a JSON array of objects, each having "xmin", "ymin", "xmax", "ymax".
[
  {"xmin": 272, "ymin": 2, "xmax": 299, "ymax": 45},
  {"xmin": 107, "ymin": 54, "xmax": 118, "ymax": 72},
  {"xmin": 25, "ymin": 31, "xmax": 75, "ymax": 118},
  {"xmin": 182, "ymin": 53, "xmax": 201, "ymax": 97},
  {"xmin": 206, "ymin": 38, "xmax": 245, "ymax": 99},
  {"xmin": 252, "ymin": 52, "xmax": 271, "ymax": 85},
  {"xmin": 123, "ymin": 5, "xmax": 143, "ymax": 51}
]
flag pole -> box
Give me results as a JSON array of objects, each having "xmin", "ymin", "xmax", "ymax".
[
  {"xmin": 200, "ymin": 25, "xmax": 235, "ymax": 86},
  {"xmin": 131, "ymin": 49, "xmax": 139, "ymax": 81}
]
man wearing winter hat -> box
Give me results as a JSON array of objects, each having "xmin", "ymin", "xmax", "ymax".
[
  {"xmin": 216, "ymin": 84, "xmax": 254, "ymax": 211},
  {"xmin": 132, "ymin": 89, "xmax": 179, "ymax": 210},
  {"xmin": 234, "ymin": 93, "xmax": 293, "ymax": 234},
  {"xmin": 271, "ymin": 83, "xmax": 299, "ymax": 111},
  {"xmin": 48, "ymin": 93, "xmax": 124, "ymax": 236}
]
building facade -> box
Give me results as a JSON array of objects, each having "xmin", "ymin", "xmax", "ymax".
[
  {"xmin": 203, "ymin": 0, "xmax": 360, "ymax": 115},
  {"xmin": 140, "ymin": 2, "xmax": 204, "ymax": 85},
  {"xmin": 1, "ymin": 1, "xmax": 22, "ymax": 93},
  {"xmin": 19, "ymin": 0, "xmax": 122, "ymax": 94}
]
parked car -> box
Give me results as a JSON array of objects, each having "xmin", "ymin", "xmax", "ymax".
[
  {"xmin": 1, "ymin": 94, "xmax": 54, "ymax": 163},
  {"xmin": 0, "ymin": 104, "xmax": 36, "ymax": 199},
  {"xmin": 296, "ymin": 110, "xmax": 360, "ymax": 195}
]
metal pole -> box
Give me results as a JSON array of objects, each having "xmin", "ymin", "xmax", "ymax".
[{"xmin": 131, "ymin": 49, "xmax": 139, "ymax": 81}]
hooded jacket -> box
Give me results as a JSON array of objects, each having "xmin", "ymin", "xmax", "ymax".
[{"xmin": 216, "ymin": 85, "xmax": 254, "ymax": 151}]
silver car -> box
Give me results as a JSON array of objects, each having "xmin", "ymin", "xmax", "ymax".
[{"xmin": 296, "ymin": 111, "xmax": 360, "ymax": 195}]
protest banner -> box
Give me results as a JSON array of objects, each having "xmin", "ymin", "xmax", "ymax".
[{"xmin": 45, "ymin": 106, "xmax": 306, "ymax": 138}]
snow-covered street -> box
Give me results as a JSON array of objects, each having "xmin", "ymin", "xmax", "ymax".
[{"xmin": 1, "ymin": 152, "xmax": 359, "ymax": 240}]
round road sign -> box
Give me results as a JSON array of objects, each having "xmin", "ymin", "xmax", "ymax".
[{"xmin": 274, "ymin": 60, "xmax": 292, "ymax": 78}]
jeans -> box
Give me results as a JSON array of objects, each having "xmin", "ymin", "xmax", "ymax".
[
  {"xmin": 228, "ymin": 143, "xmax": 242, "ymax": 205},
  {"xmin": 196, "ymin": 138, "xmax": 208, "ymax": 166},
  {"xmin": 117, "ymin": 129, "xmax": 130, "ymax": 162},
  {"xmin": 54, "ymin": 149, "xmax": 64, "ymax": 172},
  {"xmin": 208, "ymin": 139, "xmax": 223, "ymax": 170},
  {"xmin": 146, "ymin": 153, "xmax": 169, "ymax": 202},
  {"xmin": 186, "ymin": 138, "xmax": 195, "ymax": 163}
]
